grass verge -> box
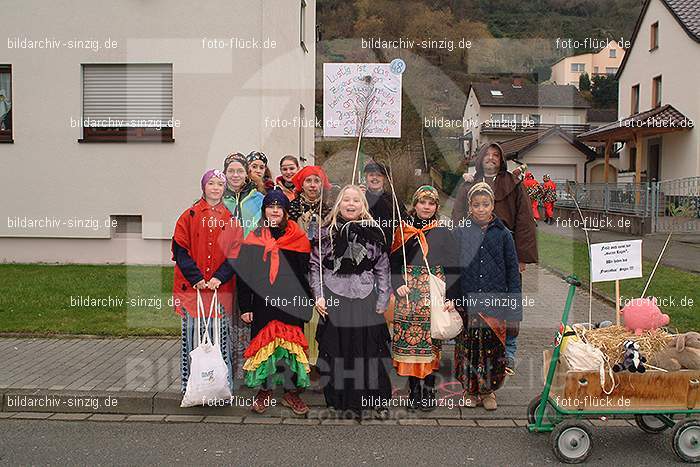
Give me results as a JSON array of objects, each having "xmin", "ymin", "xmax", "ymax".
[{"xmin": 537, "ymin": 231, "xmax": 699, "ymax": 332}]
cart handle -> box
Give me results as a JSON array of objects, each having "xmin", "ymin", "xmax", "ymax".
[
  {"xmin": 532, "ymin": 274, "xmax": 579, "ymax": 431},
  {"xmin": 565, "ymin": 274, "xmax": 582, "ymax": 287}
]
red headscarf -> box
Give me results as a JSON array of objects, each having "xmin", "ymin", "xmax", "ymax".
[
  {"xmin": 242, "ymin": 220, "xmax": 311, "ymax": 284},
  {"xmin": 292, "ymin": 166, "xmax": 332, "ymax": 193}
]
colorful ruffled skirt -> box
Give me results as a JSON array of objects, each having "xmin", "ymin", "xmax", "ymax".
[{"xmin": 243, "ymin": 320, "xmax": 311, "ymax": 389}]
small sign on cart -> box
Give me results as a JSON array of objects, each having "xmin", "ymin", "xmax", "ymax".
[{"xmin": 590, "ymin": 239, "xmax": 643, "ymax": 282}]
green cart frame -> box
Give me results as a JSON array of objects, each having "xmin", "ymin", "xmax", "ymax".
[{"xmin": 527, "ymin": 274, "xmax": 700, "ymax": 463}]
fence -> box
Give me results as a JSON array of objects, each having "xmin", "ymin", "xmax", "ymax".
[
  {"xmin": 553, "ymin": 177, "xmax": 700, "ymax": 233},
  {"xmin": 554, "ymin": 181, "xmax": 653, "ymax": 217}
]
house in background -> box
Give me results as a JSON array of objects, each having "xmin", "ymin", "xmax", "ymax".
[
  {"xmin": 462, "ymin": 81, "xmax": 590, "ymax": 177},
  {"xmin": 497, "ymin": 126, "xmax": 598, "ymax": 182},
  {"xmin": 550, "ymin": 42, "xmax": 625, "ymax": 88},
  {"xmin": 0, "ymin": 0, "xmax": 316, "ymax": 264},
  {"xmin": 579, "ymin": 0, "xmax": 698, "ymax": 184}
]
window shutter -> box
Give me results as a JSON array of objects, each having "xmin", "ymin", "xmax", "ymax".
[{"xmin": 82, "ymin": 64, "xmax": 172, "ymax": 126}]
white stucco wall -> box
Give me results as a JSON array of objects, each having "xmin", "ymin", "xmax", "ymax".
[
  {"xmin": 617, "ymin": 0, "xmax": 699, "ymax": 180},
  {"xmin": 516, "ymin": 136, "xmax": 588, "ymax": 182},
  {"xmin": 0, "ymin": 0, "xmax": 315, "ymax": 264}
]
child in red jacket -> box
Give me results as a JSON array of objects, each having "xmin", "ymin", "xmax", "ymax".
[{"xmin": 172, "ymin": 169, "xmax": 243, "ymax": 394}]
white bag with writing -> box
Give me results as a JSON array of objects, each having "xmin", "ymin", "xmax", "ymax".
[
  {"xmin": 181, "ymin": 289, "xmax": 232, "ymax": 408},
  {"xmin": 423, "ymin": 254, "xmax": 463, "ymax": 340}
]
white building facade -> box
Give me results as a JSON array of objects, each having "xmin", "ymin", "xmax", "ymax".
[{"xmin": 1, "ymin": 0, "xmax": 316, "ymax": 264}]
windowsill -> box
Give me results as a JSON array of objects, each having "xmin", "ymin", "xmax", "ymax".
[
  {"xmin": 0, "ymin": 139, "xmax": 13, "ymax": 143},
  {"xmin": 78, "ymin": 138, "xmax": 175, "ymax": 143},
  {"xmin": 79, "ymin": 127, "xmax": 174, "ymax": 143}
]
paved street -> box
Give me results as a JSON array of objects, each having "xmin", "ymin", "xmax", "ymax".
[{"xmin": 0, "ymin": 419, "xmax": 673, "ymax": 466}]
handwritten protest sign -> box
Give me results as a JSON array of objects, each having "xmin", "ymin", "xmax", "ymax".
[
  {"xmin": 323, "ymin": 63, "xmax": 402, "ymax": 138},
  {"xmin": 590, "ymin": 240, "xmax": 643, "ymax": 282}
]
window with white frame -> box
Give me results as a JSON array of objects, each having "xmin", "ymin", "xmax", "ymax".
[
  {"xmin": 81, "ymin": 63, "xmax": 174, "ymax": 142},
  {"xmin": 609, "ymin": 49, "xmax": 617, "ymax": 58},
  {"xmin": 556, "ymin": 114, "xmax": 581, "ymax": 124},
  {"xmin": 571, "ymin": 63, "xmax": 585, "ymax": 73}
]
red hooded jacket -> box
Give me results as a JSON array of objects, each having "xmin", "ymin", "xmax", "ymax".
[{"xmin": 171, "ymin": 198, "xmax": 242, "ymax": 318}]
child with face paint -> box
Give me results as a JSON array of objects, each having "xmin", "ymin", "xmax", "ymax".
[
  {"xmin": 172, "ymin": 169, "xmax": 243, "ymax": 395},
  {"xmin": 453, "ymin": 182, "xmax": 522, "ymax": 411}
]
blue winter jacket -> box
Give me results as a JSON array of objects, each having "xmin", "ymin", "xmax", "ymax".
[{"xmin": 452, "ymin": 216, "xmax": 523, "ymax": 322}]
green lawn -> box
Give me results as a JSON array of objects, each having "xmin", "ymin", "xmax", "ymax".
[
  {"xmin": 0, "ymin": 264, "xmax": 180, "ymax": 336},
  {"xmin": 537, "ymin": 231, "xmax": 700, "ymax": 332},
  {"xmin": 2, "ymin": 235, "xmax": 698, "ymax": 336}
]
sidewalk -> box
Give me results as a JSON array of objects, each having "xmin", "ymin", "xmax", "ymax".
[
  {"xmin": 538, "ymin": 221, "xmax": 700, "ymax": 274},
  {"xmin": 0, "ymin": 266, "xmax": 616, "ymax": 422}
]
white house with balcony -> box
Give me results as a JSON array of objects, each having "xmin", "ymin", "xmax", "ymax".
[{"xmin": 579, "ymin": 0, "xmax": 698, "ymax": 184}]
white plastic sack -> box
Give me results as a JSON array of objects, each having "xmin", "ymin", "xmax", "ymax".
[
  {"xmin": 562, "ymin": 338, "xmax": 615, "ymax": 395},
  {"xmin": 180, "ymin": 289, "xmax": 232, "ymax": 408},
  {"xmin": 425, "ymin": 258, "xmax": 463, "ymax": 340}
]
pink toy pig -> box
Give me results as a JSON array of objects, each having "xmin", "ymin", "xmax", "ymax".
[{"xmin": 621, "ymin": 297, "xmax": 670, "ymax": 335}]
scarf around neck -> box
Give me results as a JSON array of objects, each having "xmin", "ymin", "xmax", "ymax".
[
  {"xmin": 324, "ymin": 216, "xmax": 384, "ymax": 274},
  {"xmin": 390, "ymin": 215, "xmax": 438, "ymax": 256},
  {"xmin": 243, "ymin": 220, "xmax": 310, "ymax": 284}
]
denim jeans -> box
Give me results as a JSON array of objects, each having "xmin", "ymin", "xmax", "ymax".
[{"xmin": 505, "ymin": 334, "xmax": 517, "ymax": 362}]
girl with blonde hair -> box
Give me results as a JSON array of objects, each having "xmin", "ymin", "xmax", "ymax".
[{"xmin": 310, "ymin": 185, "xmax": 393, "ymax": 419}]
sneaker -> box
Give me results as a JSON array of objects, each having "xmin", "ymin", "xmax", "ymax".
[
  {"xmin": 482, "ymin": 392, "xmax": 497, "ymax": 411},
  {"xmin": 505, "ymin": 357, "xmax": 515, "ymax": 376},
  {"xmin": 462, "ymin": 394, "xmax": 480, "ymax": 408},
  {"xmin": 281, "ymin": 390, "xmax": 310, "ymax": 416},
  {"xmin": 252, "ymin": 389, "xmax": 273, "ymax": 414}
]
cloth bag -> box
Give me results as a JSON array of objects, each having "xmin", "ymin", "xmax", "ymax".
[
  {"xmin": 181, "ymin": 289, "xmax": 233, "ymax": 408},
  {"xmin": 562, "ymin": 338, "xmax": 615, "ymax": 395},
  {"xmin": 421, "ymin": 253, "xmax": 463, "ymax": 340}
]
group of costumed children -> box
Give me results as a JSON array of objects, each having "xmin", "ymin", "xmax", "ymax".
[
  {"xmin": 172, "ymin": 153, "xmax": 523, "ymax": 418},
  {"xmin": 523, "ymin": 171, "xmax": 558, "ymax": 224}
]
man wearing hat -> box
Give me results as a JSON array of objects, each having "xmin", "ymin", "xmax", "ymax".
[{"xmin": 362, "ymin": 161, "xmax": 407, "ymax": 250}]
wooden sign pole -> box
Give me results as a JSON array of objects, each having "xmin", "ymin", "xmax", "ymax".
[{"xmin": 615, "ymin": 279, "xmax": 621, "ymax": 325}]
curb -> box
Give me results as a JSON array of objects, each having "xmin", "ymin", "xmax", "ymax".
[
  {"xmin": 0, "ymin": 333, "xmax": 179, "ymax": 339},
  {"xmin": 0, "ymin": 412, "xmax": 644, "ymax": 428}
]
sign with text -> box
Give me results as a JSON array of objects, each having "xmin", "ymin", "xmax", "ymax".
[
  {"xmin": 590, "ymin": 240, "xmax": 643, "ymax": 282},
  {"xmin": 323, "ymin": 63, "xmax": 402, "ymax": 138}
]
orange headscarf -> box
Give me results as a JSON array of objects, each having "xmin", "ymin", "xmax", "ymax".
[
  {"xmin": 242, "ymin": 220, "xmax": 311, "ymax": 284},
  {"xmin": 390, "ymin": 219, "xmax": 438, "ymax": 258}
]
